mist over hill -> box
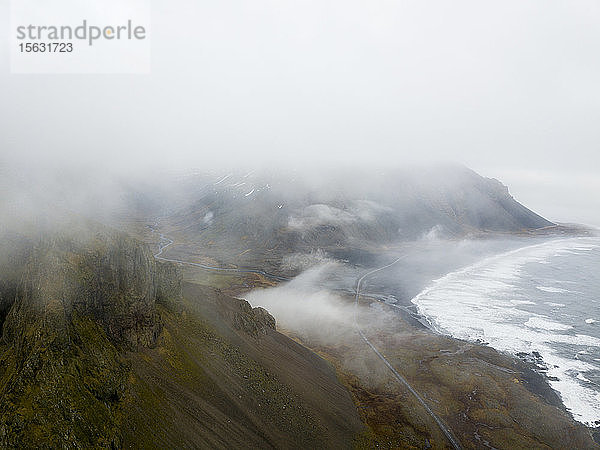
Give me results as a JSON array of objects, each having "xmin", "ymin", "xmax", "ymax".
[
  {"xmin": 0, "ymin": 162, "xmax": 597, "ymax": 448},
  {"xmin": 0, "ymin": 221, "xmax": 362, "ymax": 448},
  {"xmin": 1, "ymin": 0, "xmax": 598, "ymax": 445},
  {"xmin": 153, "ymin": 164, "xmax": 554, "ymax": 273}
]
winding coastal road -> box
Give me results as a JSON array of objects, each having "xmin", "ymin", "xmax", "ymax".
[
  {"xmin": 150, "ymin": 225, "xmax": 289, "ymax": 282},
  {"xmin": 354, "ymin": 257, "xmax": 463, "ymax": 450},
  {"xmin": 150, "ymin": 221, "xmax": 461, "ymax": 448}
]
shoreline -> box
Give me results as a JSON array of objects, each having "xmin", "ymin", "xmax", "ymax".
[
  {"xmin": 147, "ymin": 223, "xmax": 600, "ymax": 443},
  {"xmin": 369, "ymin": 234, "xmax": 600, "ymax": 429},
  {"xmin": 387, "ymin": 284, "xmax": 600, "ymax": 435},
  {"xmin": 353, "ymin": 292, "xmax": 600, "ymax": 445},
  {"xmin": 374, "ymin": 295, "xmax": 569, "ymax": 410}
]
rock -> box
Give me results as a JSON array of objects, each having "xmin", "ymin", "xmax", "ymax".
[
  {"xmin": 2, "ymin": 229, "xmax": 182, "ymax": 350},
  {"xmin": 217, "ymin": 295, "xmax": 276, "ymax": 337},
  {"xmin": 155, "ymin": 260, "xmax": 183, "ymax": 305},
  {"xmin": 252, "ymin": 306, "xmax": 276, "ymax": 332},
  {"xmin": 0, "ymin": 225, "xmax": 184, "ymax": 448}
]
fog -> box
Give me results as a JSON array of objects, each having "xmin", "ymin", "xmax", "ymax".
[
  {"xmin": 1, "ymin": 1, "xmax": 599, "ymax": 225},
  {"xmin": 245, "ymin": 263, "xmax": 358, "ymax": 344},
  {"xmin": 288, "ymin": 202, "xmax": 392, "ymax": 231},
  {"xmin": 243, "ymin": 234, "xmax": 534, "ymax": 349}
]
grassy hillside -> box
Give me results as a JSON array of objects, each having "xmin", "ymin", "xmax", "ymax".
[
  {"xmin": 122, "ymin": 283, "xmax": 363, "ymax": 448},
  {"xmin": 0, "ymin": 226, "xmax": 364, "ymax": 448}
]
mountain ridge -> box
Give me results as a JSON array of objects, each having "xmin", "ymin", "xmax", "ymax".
[
  {"xmin": 154, "ymin": 165, "xmax": 554, "ymax": 275},
  {"xmin": 0, "ymin": 223, "xmax": 363, "ymax": 448}
]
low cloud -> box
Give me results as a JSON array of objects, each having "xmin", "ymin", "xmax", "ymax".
[
  {"xmin": 245, "ymin": 263, "xmax": 358, "ymax": 344},
  {"xmin": 280, "ymin": 249, "xmax": 332, "ymax": 272},
  {"xmin": 287, "ymin": 200, "xmax": 392, "ymax": 231}
]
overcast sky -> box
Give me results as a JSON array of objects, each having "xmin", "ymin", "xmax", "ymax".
[{"xmin": 1, "ymin": 0, "xmax": 599, "ymax": 225}]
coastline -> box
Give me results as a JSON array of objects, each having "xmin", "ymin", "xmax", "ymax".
[
  {"xmin": 146, "ymin": 223, "xmax": 600, "ymax": 446},
  {"xmin": 375, "ymin": 295, "xmax": 569, "ymax": 413},
  {"xmin": 388, "ymin": 236, "xmax": 600, "ymax": 437}
]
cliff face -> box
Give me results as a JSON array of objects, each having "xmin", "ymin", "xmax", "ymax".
[
  {"xmin": 0, "ymin": 225, "xmax": 363, "ymax": 448},
  {"xmin": 2, "ymin": 232, "xmax": 169, "ymax": 350},
  {"xmin": 0, "ymin": 228, "xmax": 181, "ymax": 448},
  {"xmin": 155, "ymin": 259, "xmax": 183, "ymax": 305},
  {"xmin": 215, "ymin": 294, "xmax": 276, "ymax": 337}
]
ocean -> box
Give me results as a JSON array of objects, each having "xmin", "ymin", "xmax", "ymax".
[{"xmin": 411, "ymin": 236, "xmax": 600, "ymax": 426}]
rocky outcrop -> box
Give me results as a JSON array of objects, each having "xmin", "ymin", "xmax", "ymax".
[
  {"xmin": 67, "ymin": 233, "xmax": 164, "ymax": 349},
  {"xmin": 155, "ymin": 260, "xmax": 183, "ymax": 305},
  {"xmin": 0, "ymin": 227, "xmax": 183, "ymax": 448},
  {"xmin": 251, "ymin": 306, "xmax": 277, "ymax": 333},
  {"xmin": 0, "ymin": 281, "xmax": 17, "ymax": 333},
  {"xmin": 217, "ymin": 295, "xmax": 276, "ymax": 337},
  {"xmin": 1, "ymin": 230, "xmax": 182, "ymax": 350}
]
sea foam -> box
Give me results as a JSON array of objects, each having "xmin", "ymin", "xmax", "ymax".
[{"xmin": 411, "ymin": 237, "xmax": 600, "ymax": 425}]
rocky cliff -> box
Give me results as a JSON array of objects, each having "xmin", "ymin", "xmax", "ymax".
[
  {"xmin": 0, "ymin": 226, "xmax": 180, "ymax": 448},
  {"xmin": 2, "ymin": 230, "xmax": 171, "ymax": 350},
  {"xmin": 0, "ymin": 224, "xmax": 363, "ymax": 448}
]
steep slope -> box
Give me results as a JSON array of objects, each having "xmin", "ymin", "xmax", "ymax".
[
  {"xmin": 0, "ymin": 225, "xmax": 363, "ymax": 448},
  {"xmin": 0, "ymin": 226, "xmax": 172, "ymax": 447},
  {"xmin": 122, "ymin": 283, "xmax": 363, "ymax": 448}
]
